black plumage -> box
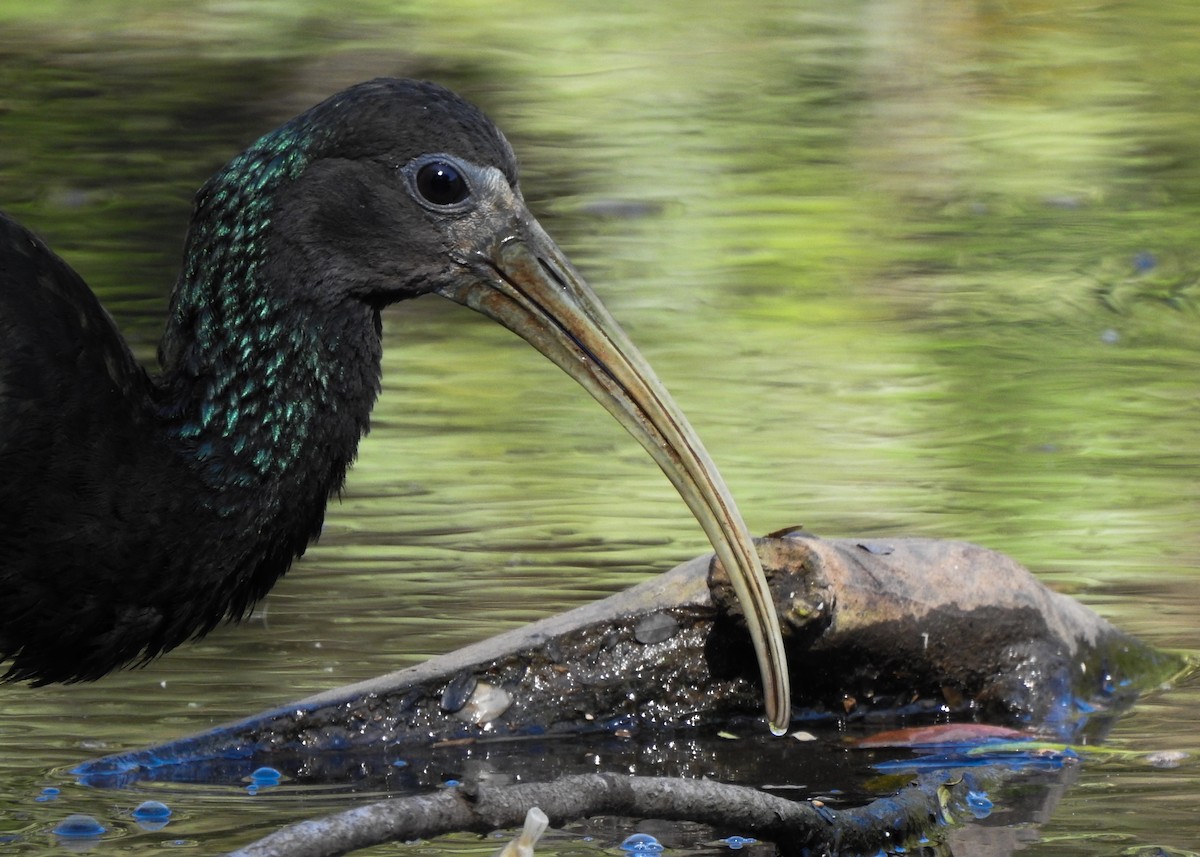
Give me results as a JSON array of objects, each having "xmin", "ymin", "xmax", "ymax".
[{"xmin": 0, "ymin": 79, "xmax": 790, "ymax": 731}]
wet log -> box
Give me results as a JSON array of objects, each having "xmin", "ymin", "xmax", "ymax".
[
  {"xmin": 76, "ymin": 533, "xmax": 1173, "ymax": 782},
  {"xmin": 74, "ymin": 533, "xmax": 1182, "ymax": 857}
]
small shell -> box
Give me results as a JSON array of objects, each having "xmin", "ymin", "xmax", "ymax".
[
  {"xmin": 440, "ymin": 672, "xmax": 479, "ymax": 713},
  {"xmin": 452, "ymin": 681, "xmax": 513, "ymax": 725}
]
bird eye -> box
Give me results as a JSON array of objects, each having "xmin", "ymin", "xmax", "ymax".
[{"xmin": 414, "ymin": 160, "xmax": 469, "ymax": 206}]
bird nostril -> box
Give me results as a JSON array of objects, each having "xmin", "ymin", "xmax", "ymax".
[{"xmin": 537, "ymin": 257, "xmax": 567, "ymax": 289}]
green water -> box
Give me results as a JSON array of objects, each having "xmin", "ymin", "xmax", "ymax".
[{"xmin": 2, "ymin": 1, "xmax": 1199, "ymax": 853}]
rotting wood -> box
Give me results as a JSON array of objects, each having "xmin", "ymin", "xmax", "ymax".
[{"xmin": 77, "ymin": 533, "xmax": 1172, "ymax": 784}]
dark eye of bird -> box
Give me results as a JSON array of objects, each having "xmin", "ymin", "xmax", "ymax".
[{"xmin": 415, "ymin": 160, "xmax": 469, "ymax": 206}]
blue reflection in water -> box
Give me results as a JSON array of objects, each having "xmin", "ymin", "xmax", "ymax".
[{"xmin": 966, "ymin": 790, "xmax": 994, "ymax": 819}]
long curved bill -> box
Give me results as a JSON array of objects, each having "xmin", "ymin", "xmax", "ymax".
[{"xmin": 438, "ymin": 204, "xmax": 791, "ymax": 734}]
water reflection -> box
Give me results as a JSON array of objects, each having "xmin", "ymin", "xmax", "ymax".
[{"xmin": 1, "ymin": 0, "xmax": 1199, "ymax": 854}]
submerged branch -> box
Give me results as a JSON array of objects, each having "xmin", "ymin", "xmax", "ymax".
[{"xmin": 227, "ymin": 770, "xmax": 983, "ymax": 857}]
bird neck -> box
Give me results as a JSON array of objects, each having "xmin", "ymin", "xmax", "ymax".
[{"xmin": 156, "ymin": 123, "xmax": 381, "ymax": 522}]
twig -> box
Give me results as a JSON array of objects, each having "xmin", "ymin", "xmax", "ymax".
[{"xmin": 226, "ymin": 770, "xmax": 979, "ymax": 857}]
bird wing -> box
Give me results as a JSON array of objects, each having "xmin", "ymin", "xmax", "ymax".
[
  {"xmin": 0, "ymin": 211, "xmax": 170, "ymax": 681},
  {"xmin": 0, "ymin": 212, "xmax": 153, "ymax": 519}
]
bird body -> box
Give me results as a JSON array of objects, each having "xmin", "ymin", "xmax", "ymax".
[
  {"xmin": 0, "ymin": 80, "xmax": 791, "ymax": 731},
  {"xmin": 0, "ymin": 180, "xmax": 346, "ymax": 684}
]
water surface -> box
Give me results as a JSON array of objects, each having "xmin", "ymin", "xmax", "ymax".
[{"xmin": 1, "ymin": 1, "xmax": 1198, "ymax": 854}]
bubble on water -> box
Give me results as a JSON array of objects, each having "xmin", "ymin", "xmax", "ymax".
[
  {"xmin": 723, "ymin": 835, "xmax": 758, "ymax": 850},
  {"xmin": 619, "ymin": 833, "xmax": 664, "ymax": 853},
  {"xmin": 53, "ymin": 814, "xmax": 106, "ymax": 838},
  {"xmin": 132, "ymin": 800, "xmax": 172, "ymax": 821},
  {"xmin": 132, "ymin": 799, "xmax": 173, "ymax": 829},
  {"xmin": 249, "ymin": 766, "xmax": 282, "ymax": 786}
]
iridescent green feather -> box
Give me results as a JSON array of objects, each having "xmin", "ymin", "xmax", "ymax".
[{"xmin": 163, "ymin": 119, "xmax": 333, "ymax": 486}]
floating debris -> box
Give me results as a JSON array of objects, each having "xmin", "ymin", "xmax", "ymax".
[
  {"xmin": 855, "ymin": 723, "xmax": 1028, "ymax": 749},
  {"xmin": 809, "ymin": 800, "xmax": 837, "ymax": 824},
  {"xmin": 496, "ymin": 807, "xmax": 550, "ymax": 857}
]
